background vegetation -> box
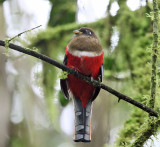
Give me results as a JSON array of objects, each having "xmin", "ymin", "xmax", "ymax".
[{"xmin": 0, "ymin": 0, "xmax": 159, "ymax": 147}]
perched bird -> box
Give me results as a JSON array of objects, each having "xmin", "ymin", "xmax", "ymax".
[{"xmin": 60, "ymin": 27, "xmax": 104, "ymax": 142}]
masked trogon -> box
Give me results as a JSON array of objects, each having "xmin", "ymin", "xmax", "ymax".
[{"xmin": 60, "ymin": 27, "xmax": 104, "ymax": 142}]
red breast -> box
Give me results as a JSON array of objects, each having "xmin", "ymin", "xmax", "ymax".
[{"xmin": 66, "ymin": 46, "xmax": 104, "ymax": 107}]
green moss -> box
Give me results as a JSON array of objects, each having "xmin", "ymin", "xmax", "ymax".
[
  {"xmin": 5, "ymin": 38, "xmax": 10, "ymax": 56},
  {"xmin": 114, "ymin": 2, "xmax": 160, "ymax": 146},
  {"xmin": 59, "ymin": 71, "xmax": 68, "ymax": 79}
]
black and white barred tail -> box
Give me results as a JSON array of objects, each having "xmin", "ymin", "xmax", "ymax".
[{"xmin": 73, "ymin": 98, "xmax": 92, "ymax": 142}]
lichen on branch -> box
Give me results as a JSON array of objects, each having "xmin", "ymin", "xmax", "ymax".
[{"xmin": 131, "ymin": 0, "xmax": 159, "ymax": 146}]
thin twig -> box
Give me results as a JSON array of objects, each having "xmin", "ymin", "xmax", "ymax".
[
  {"xmin": 0, "ymin": 40, "xmax": 158, "ymax": 117},
  {"xmin": 8, "ymin": 25, "xmax": 42, "ymax": 42}
]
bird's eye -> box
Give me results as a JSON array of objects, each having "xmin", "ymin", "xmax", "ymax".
[{"xmin": 89, "ymin": 31, "xmax": 92, "ymax": 35}]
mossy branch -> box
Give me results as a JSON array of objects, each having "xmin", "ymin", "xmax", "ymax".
[
  {"xmin": 4, "ymin": 25, "xmax": 42, "ymax": 56},
  {"xmin": 149, "ymin": 0, "xmax": 159, "ymax": 109},
  {"xmin": 131, "ymin": 0, "xmax": 159, "ymax": 146},
  {"xmin": 131, "ymin": 119, "xmax": 160, "ymax": 147},
  {"xmin": 0, "ymin": 40, "xmax": 158, "ymax": 117},
  {"xmin": 8, "ymin": 25, "xmax": 42, "ymax": 42}
]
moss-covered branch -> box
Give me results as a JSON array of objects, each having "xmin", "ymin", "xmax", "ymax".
[
  {"xmin": 131, "ymin": 119, "xmax": 160, "ymax": 147},
  {"xmin": 0, "ymin": 40, "xmax": 158, "ymax": 117},
  {"xmin": 149, "ymin": 0, "xmax": 159, "ymax": 109},
  {"xmin": 131, "ymin": 0, "xmax": 159, "ymax": 146}
]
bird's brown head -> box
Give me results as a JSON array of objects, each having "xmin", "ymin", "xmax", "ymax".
[
  {"xmin": 73, "ymin": 27, "xmax": 97, "ymax": 38},
  {"xmin": 68, "ymin": 27, "xmax": 102, "ymax": 54}
]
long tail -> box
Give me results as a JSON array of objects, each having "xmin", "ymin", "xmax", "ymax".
[{"xmin": 73, "ymin": 98, "xmax": 92, "ymax": 142}]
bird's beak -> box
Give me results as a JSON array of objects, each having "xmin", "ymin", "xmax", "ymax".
[{"xmin": 73, "ymin": 30, "xmax": 82, "ymax": 35}]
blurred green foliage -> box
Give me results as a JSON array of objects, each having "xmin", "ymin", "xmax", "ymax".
[
  {"xmin": 0, "ymin": 0, "xmax": 5, "ymax": 4},
  {"xmin": 113, "ymin": 1, "xmax": 160, "ymax": 146},
  {"xmin": 48, "ymin": 0, "xmax": 76, "ymax": 26}
]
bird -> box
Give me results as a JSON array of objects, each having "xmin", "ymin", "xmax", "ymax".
[{"xmin": 60, "ymin": 27, "xmax": 104, "ymax": 142}]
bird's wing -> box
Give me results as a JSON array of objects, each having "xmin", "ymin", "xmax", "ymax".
[
  {"xmin": 91, "ymin": 64, "xmax": 103, "ymax": 102},
  {"xmin": 60, "ymin": 55, "xmax": 70, "ymax": 100}
]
